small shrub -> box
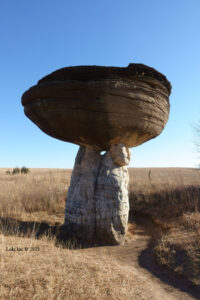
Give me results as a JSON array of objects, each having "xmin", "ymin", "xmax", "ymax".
[
  {"xmin": 12, "ymin": 167, "xmax": 20, "ymax": 175},
  {"xmin": 21, "ymin": 166, "xmax": 30, "ymax": 174},
  {"xmin": 6, "ymin": 170, "xmax": 11, "ymax": 175}
]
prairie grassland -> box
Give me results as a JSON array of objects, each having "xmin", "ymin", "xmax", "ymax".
[
  {"xmin": 0, "ymin": 168, "xmax": 154, "ymax": 300},
  {"xmin": 0, "ymin": 169, "xmax": 70, "ymax": 223},
  {"xmin": 0, "ymin": 167, "xmax": 200, "ymax": 298},
  {"xmin": 1, "ymin": 234, "xmax": 143, "ymax": 300},
  {"xmin": 128, "ymin": 168, "xmax": 200, "ymax": 286},
  {"xmin": 0, "ymin": 169, "xmax": 141, "ymax": 300},
  {"xmin": 129, "ymin": 167, "xmax": 200, "ymax": 217}
]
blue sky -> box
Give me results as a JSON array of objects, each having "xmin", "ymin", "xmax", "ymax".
[{"xmin": 0, "ymin": 0, "xmax": 200, "ymax": 168}]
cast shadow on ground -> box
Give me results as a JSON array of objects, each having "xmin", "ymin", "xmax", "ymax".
[
  {"xmin": 0, "ymin": 216, "xmax": 58, "ymax": 239},
  {"xmin": 0, "ymin": 216, "xmax": 107, "ymax": 248},
  {"xmin": 1, "ymin": 215, "xmax": 200, "ymax": 299}
]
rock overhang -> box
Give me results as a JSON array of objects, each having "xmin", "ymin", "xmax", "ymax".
[{"xmin": 21, "ymin": 63, "xmax": 171, "ymax": 150}]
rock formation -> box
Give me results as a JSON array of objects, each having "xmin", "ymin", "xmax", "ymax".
[
  {"xmin": 64, "ymin": 144, "xmax": 130, "ymax": 245},
  {"xmin": 21, "ymin": 63, "xmax": 171, "ymax": 245},
  {"xmin": 22, "ymin": 64, "xmax": 171, "ymax": 150},
  {"xmin": 95, "ymin": 144, "xmax": 131, "ymax": 244}
]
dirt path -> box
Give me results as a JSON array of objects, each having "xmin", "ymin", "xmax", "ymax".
[{"xmin": 82, "ymin": 216, "xmax": 200, "ymax": 300}]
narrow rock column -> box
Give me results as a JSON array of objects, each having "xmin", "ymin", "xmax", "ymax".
[
  {"xmin": 64, "ymin": 144, "xmax": 131, "ymax": 245},
  {"xmin": 95, "ymin": 144, "xmax": 131, "ymax": 245},
  {"xmin": 64, "ymin": 146, "xmax": 101, "ymax": 242}
]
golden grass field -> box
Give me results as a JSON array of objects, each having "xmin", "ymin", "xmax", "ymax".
[
  {"xmin": 129, "ymin": 168, "xmax": 200, "ymax": 287},
  {"xmin": 0, "ymin": 167, "xmax": 200, "ymax": 299}
]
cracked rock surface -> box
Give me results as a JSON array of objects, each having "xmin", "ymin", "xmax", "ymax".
[{"xmin": 64, "ymin": 144, "xmax": 131, "ymax": 245}]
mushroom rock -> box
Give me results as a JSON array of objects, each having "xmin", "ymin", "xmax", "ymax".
[{"xmin": 21, "ymin": 63, "xmax": 171, "ymax": 245}]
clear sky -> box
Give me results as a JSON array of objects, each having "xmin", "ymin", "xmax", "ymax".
[{"xmin": 1, "ymin": 0, "xmax": 200, "ymax": 168}]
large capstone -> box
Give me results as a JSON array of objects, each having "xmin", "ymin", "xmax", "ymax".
[{"xmin": 22, "ymin": 64, "xmax": 171, "ymax": 150}]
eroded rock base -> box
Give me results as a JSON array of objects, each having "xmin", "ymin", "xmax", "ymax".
[{"xmin": 64, "ymin": 144, "xmax": 131, "ymax": 245}]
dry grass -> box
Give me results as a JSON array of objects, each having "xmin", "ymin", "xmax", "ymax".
[
  {"xmin": 0, "ymin": 169, "xmax": 71, "ymax": 223},
  {"xmin": 154, "ymin": 212, "xmax": 200, "ymax": 286},
  {"xmin": 128, "ymin": 167, "xmax": 200, "ymax": 286},
  {"xmin": 129, "ymin": 168, "xmax": 200, "ymax": 215},
  {"xmin": 0, "ymin": 234, "xmax": 145, "ymax": 300},
  {"xmin": 0, "ymin": 168, "xmax": 150, "ymax": 300},
  {"xmin": 0, "ymin": 167, "xmax": 200, "ymax": 298}
]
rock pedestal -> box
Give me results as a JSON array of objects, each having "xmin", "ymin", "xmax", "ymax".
[{"xmin": 64, "ymin": 144, "xmax": 131, "ymax": 245}]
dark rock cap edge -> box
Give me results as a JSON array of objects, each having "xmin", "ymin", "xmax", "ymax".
[{"xmin": 37, "ymin": 63, "xmax": 171, "ymax": 94}]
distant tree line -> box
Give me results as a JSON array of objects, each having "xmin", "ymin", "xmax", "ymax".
[{"xmin": 6, "ymin": 167, "xmax": 30, "ymax": 175}]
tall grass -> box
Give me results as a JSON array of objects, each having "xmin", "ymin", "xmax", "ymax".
[
  {"xmin": 0, "ymin": 170, "xmax": 71, "ymax": 218},
  {"xmin": 128, "ymin": 168, "xmax": 200, "ymax": 286},
  {"xmin": 129, "ymin": 167, "xmax": 200, "ymax": 218}
]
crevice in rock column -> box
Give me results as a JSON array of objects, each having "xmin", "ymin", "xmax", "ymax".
[
  {"xmin": 64, "ymin": 144, "xmax": 131, "ymax": 246},
  {"xmin": 93, "ymin": 151, "xmax": 106, "ymax": 242}
]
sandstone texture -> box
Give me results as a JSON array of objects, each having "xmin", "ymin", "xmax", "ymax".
[
  {"xmin": 64, "ymin": 147, "xmax": 101, "ymax": 241},
  {"xmin": 95, "ymin": 144, "xmax": 130, "ymax": 244},
  {"xmin": 21, "ymin": 64, "xmax": 171, "ymax": 150},
  {"xmin": 65, "ymin": 144, "xmax": 130, "ymax": 245}
]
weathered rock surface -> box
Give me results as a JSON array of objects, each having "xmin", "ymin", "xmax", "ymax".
[
  {"xmin": 22, "ymin": 64, "xmax": 171, "ymax": 150},
  {"xmin": 64, "ymin": 147, "xmax": 101, "ymax": 241},
  {"xmin": 65, "ymin": 144, "xmax": 130, "ymax": 245},
  {"xmin": 22, "ymin": 63, "xmax": 171, "ymax": 246},
  {"xmin": 95, "ymin": 144, "xmax": 130, "ymax": 244}
]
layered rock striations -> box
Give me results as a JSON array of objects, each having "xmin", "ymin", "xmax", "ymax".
[{"xmin": 22, "ymin": 64, "xmax": 171, "ymax": 150}]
